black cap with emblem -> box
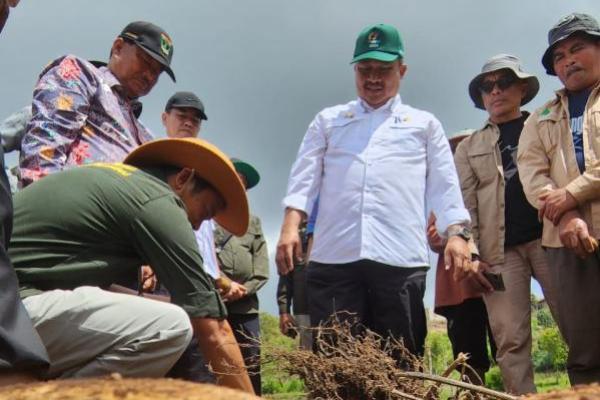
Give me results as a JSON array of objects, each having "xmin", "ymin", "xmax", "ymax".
[
  {"xmin": 119, "ymin": 21, "xmax": 175, "ymax": 82},
  {"xmin": 165, "ymin": 91, "xmax": 207, "ymax": 120}
]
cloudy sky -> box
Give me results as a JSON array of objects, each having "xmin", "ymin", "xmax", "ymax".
[{"xmin": 1, "ymin": 1, "xmax": 598, "ymax": 314}]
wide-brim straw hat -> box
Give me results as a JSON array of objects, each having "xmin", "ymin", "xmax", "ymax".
[
  {"xmin": 468, "ymin": 54, "xmax": 539, "ymax": 110},
  {"xmin": 124, "ymin": 138, "xmax": 249, "ymax": 236}
]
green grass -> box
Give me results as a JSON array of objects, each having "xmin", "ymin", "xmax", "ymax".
[{"xmin": 535, "ymin": 371, "xmax": 570, "ymax": 393}]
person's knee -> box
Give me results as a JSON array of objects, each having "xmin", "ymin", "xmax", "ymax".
[{"xmin": 162, "ymin": 304, "xmax": 194, "ymax": 350}]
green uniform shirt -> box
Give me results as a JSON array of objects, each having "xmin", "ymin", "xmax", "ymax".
[
  {"xmin": 9, "ymin": 163, "xmax": 226, "ymax": 319},
  {"xmin": 214, "ymin": 215, "xmax": 269, "ymax": 315}
]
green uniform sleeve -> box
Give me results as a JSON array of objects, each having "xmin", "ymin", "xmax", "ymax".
[
  {"xmin": 130, "ymin": 195, "xmax": 226, "ymax": 319},
  {"xmin": 242, "ymin": 217, "xmax": 269, "ymax": 295}
]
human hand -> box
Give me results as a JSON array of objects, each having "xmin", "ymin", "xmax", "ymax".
[
  {"xmin": 279, "ymin": 313, "xmax": 297, "ymax": 337},
  {"xmin": 140, "ymin": 265, "xmax": 157, "ymax": 293},
  {"xmin": 426, "ymin": 214, "xmax": 445, "ymax": 253},
  {"xmin": 470, "ymin": 261, "xmax": 494, "ymax": 293},
  {"xmin": 538, "ymin": 188, "xmax": 578, "ymax": 225},
  {"xmin": 558, "ymin": 211, "xmax": 599, "ymax": 258},
  {"xmin": 276, "ymin": 228, "xmax": 302, "ymax": 275},
  {"xmin": 444, "ymin": 235, "xmax": 474, "ymax": 282},
  {"xmin": 221, "ymin": 281, "xmax": 247, "ymax": 302}
]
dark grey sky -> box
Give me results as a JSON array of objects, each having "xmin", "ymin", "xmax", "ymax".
[{"xmin": 1, "ymin": 1, "xmax": 598, "ymax": 314}]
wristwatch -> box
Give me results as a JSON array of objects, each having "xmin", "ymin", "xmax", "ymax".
[{"xmin": 448, "ymin": 225, "xmax": 472, "ymax": 242}]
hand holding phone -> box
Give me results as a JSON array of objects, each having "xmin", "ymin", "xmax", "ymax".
[{"xmin": 482, "ymin": 270, "xmax": 505, "ymax": 291}]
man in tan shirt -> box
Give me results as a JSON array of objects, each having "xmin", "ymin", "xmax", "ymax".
[
  {"xmin": 517, "ymin": 13, "xmax": 600, "ymax": 386},
  {"xmin": 455, "ymin": 54, "xmax": 558, "ymax": 394}
]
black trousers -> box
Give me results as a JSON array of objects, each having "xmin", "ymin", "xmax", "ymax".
[
  {"xmin": 436, "ymin": 297, "xmax": 495, "ymax": 376},
  {"xmin": 307, "ymin": 260, "xmax": 428, "ymax": 357},
  {"xmin": 166, "ymin": 337, "xmax": 215, "ymax": 383},
  {"xmin": 229, "ymin": 313, "xmax": 261, "ymax": 395},
  {"xmin": 0, "ymin": 147, "xmax": 49, "ymax": 372}
]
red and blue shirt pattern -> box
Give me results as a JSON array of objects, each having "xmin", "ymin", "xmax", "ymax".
[{"xmin": 19, "ymin": 55, "xmax": 153, "ymax": 186}]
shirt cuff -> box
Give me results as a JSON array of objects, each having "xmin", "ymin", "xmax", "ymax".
[
  {"xmin": 437, "ymin": 209, "xmax": 471, "ymax": 237},
  {"xmin": 282, "ymin": 193, "xmax": 310, "ymax": 214},
  {"xmin": 565, "ymin": 177, "xmax": 590, "ymax": 205},
  {"xmin": 278, "ymin": 303, "xmax": 290, "ymax": 314},
  {"xmin": 175, "ymin": 289, "xmax": 227, "ymax": 319}
]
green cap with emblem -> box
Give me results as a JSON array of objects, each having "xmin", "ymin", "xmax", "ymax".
[
  {"xmin": 119, "ymin": 21, "xmax": 176, "ymax": 82},
  {"xmin": 351, "ymin": 23, "xmax": 404, "ymax": 64}
]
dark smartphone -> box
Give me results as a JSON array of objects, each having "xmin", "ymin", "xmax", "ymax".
[{"xmin": 482, "ymin": 271, "xmax": 505, "ymax": 291}]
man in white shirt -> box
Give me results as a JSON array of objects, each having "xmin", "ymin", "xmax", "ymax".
[{"xmin": 276, "ymin": 23, "xmax": 476, "ymax": 357}]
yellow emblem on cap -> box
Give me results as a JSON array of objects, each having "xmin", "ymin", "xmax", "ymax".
[
  {"xmin": 160, "ymin": 33, "xmax": 173, "ymax": 56},
  {"xmin": 368, "ymin": 31, "xmax": 380, "ymax": 48}
]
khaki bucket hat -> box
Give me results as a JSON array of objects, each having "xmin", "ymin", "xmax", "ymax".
[{"xmin": 468, "ymin": 54, "xmax": 539, "ymax": 110}]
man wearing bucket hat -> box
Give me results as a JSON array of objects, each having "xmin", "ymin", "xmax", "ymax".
[
  {"xmin": 19, "ymin": 20, "xmax": 175, "ymax": 187},
  {"xmin": 455, "ymin": 54, "xmax": 558, "ymax": 394},
  {"xmin": 214, "ymin": 158, "xmax": 268, "ymax": 395},
  {"xmin": 518, "ymin": 13, "xmax": 600, "ymax": 385},
  {"xmin": 277, "ymin": 23, "xmax": 474, "ymax": 357},
  {"xmin": 7, "ymin": 138, "xmax": 254, "ymax": 393}
]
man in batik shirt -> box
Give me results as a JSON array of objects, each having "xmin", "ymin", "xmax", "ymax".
[{"xmin": 19, "ymin": 20, "xmax": 175, "ymax": 186}]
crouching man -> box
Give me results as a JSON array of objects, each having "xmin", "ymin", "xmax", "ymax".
[{"xmin": 9, "ymin": 138, "xmax": 254, "ymax": 393}]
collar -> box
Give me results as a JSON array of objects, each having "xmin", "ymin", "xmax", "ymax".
[
  {"xmin": 482, "ymin": 111, "xmax": 530, "ymax": 131},
  {"xmin": 554, "ymin": 80, "xmax": 600, "ymax": 102},
  {"xmin": 99, "ymin": 66, "xmax": 121, "ymax": 90},
  {"xmin": 99, "ymin": 66, "xmax": 139, "ymax": 102},
  {"xmin": 358, "ymin": 94, "xmax": 401, "ymax": 114}
]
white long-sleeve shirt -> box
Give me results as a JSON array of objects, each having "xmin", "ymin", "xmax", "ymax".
[
  {"xmin": 283, "ymin": 95, "xmax": 469, "ymax": 267},
  {"xmin": 195, "ymin": 220, "xmax": 219, "ymax": 279}
]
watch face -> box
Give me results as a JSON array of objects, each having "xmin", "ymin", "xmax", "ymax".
[{"xmin": 456, "ymin": 227, "xmax": 472, "ymax": 241}]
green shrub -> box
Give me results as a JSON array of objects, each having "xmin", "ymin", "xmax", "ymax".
[
  {"xmin": 485, "ymin": 366, "xmax": 504, "ymax": 391},
  {"xmin": 424, "ymin": 331, "xmax": 454, "ymax": 375}
]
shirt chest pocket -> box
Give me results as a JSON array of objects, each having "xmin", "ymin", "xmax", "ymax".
[
  {"xmin": 326, "ymin": 117, "xmax": 370, "ymax": 153},
  {"xmin": 375, "ymin": 123, "xmax": 427, "ymax": 154},
  {"xmin": 467, "ymin": 149, "xmax": 498, "ymax": 184}
]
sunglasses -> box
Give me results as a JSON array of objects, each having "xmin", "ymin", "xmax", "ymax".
[{"xmin": 479, "ymin": 74, "xmax": 518, "ymax": 94}]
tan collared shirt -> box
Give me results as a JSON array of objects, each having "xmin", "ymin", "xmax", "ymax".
[
  {"xmin": 454, "ymin": 121, "xmax": 507, "ymax": 264},
  {"xmin": 517, "ymin": 83, "xmax": 600, "ymax": 247}
]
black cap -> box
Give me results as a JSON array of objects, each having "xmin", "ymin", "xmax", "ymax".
[
  {"xmin": 119, "ymin": 21, "xmax": 175, "ymax": 82},
  {"xmin": 542, "ymin": 13, "xmax": 600, "ymax": 75},
  {"xmin": 165, "ymin": 91, "xmax": 207, "ymax": 120}
]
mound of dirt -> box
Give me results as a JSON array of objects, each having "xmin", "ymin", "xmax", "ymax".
[
  {"xmin": 0, "ymin": 374, "xmax": 261, "ymax": 400},
  {"xmin": 524, "ymin": 384, "xmax": 600, "ymax": 400}
]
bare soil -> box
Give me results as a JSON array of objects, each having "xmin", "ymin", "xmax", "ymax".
[{"xmin": 0, "ymin": 374, "xmax": 261, "ymax": 400}]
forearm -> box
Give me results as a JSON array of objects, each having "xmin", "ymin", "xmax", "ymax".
[
  {"xmin": 191, "ymin": 317, "xmax": 254, "ymax": 393},
  {"xmin": 280, "ymin": 208, "xmax": 305, "ymax": 235}
]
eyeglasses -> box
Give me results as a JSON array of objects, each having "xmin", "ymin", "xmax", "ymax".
[{"xmin": 479, "ymin": 75, "xmax": 518, "ymax": 94}]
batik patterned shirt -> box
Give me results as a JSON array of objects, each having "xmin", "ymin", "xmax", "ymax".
[{"xmin": 19, "ymin": 55, "xmax": 153, "ymax": 186}]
